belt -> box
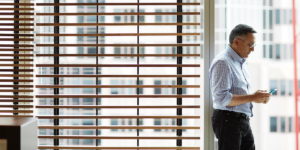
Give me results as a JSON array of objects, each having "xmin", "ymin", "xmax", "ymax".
[{"xmin": 215, "ymin": 109, "xmax": 249, "ymax": 118}]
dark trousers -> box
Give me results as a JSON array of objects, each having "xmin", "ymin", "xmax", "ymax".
[{"xmin": 211, "ymin": 109, "xmax": 255, "ymax": 150}]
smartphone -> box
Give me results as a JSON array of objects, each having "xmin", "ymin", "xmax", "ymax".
[{"xmin": 269, "ymin": 89, "xmax": 277, "ymax": 94}]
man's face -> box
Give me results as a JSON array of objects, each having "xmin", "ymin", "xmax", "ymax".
[{"xmin": 235, "ymin": 33, "xmax": 256, "ymax": 58}]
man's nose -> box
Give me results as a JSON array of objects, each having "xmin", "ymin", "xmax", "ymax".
[{"xmin": 250, "ymin": 47, "xmax": 254, "ymax": 51}]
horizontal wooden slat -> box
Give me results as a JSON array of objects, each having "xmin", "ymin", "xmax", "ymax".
[
  {"xmin": 0, "ymin": 23, "xmax": 34, "ymax": 26},
  {"xmin": 36, "ymin": 43, "xmax": 200, "ymax": 47},
  {"xmin": 36, "ymin": 64, "xmax": 199, "ymax": 67},
  {"xmin": 0, "ymin": 64, "xmax": 33, "ymax": 67},
  {"xmin": 0, "ymin": 3, "xmax": 34, "ymax": 6},
  {"xmin": 0, "ymin": 110, "xmax": 33, "ymax": 113},
  {"xmin": 36, "ymin": 2, "xmax": 200, "ymax": 6},
  {"xmin": 0, "ymin": 28, "xmax": 34, "ymax": 31},
  {"xmin": 0, "ymin": 13, "xmax": 34, "ymax": 16},
  {"xmin": 36, "ymin": 54, "xmax": 200, "ymax": 57},
  {"xmin": 0, "ymin": 34, "xmax": 33, "ymax": 37},
  {"xmin": 0, "ymin": 115, "xmax": 33, "ymax": 117},
  {"xmin": 0, "ymin": 38, "xmax": 34, "ymax": 41},
  {"xmin": 36, "ymin": 95, "xmax": 200, "ymax": 98},
  {"xmin": 0, "ymin": 74, "xmax": 33, "ymax": 77},
  {"xmin": 0, "ymin": 105, "xmax": 33, "ymax": 108},
  {"xmin": 0, "ymin": 54, "xmax": 33, "ymax": 56},
  {"xmin": 0, "ymin": 69, "xmax": 33, "ymax": 72},
  {"xmin": 0, "ymin": 44, "xmax": 33, "ymax": 48},
  {"xmin": 36, "ymin": 116, "xmax": 200, "ymax": 119},
  {"xmin": 36, "ymin": 74, "xmax": 200, "ymax": 78},
  {"xmin": 0, "ymin": 18, "xmax": 34, "ymax": 21},
  {"xmin": 37, "ymin": 23, "xmax": 199, "ymax": 26},
  {"xmin": 38, "ymin": 135, "xmax": 200, "ymax": 139},
  {"xmin": 0, "ymin": 95, "xmax": 33, "ymax": 98},
  {"xmin": 38, "ymin": 125, "xmax": 200, "ymax": 129},
  {"xmin": 37, "ymin": 12, "xmax": 200, "ymax": 16},
  {"xmin": 36, "ymin": 33, "xmax": 199, "ymax": 36},
  {"xmin": 0, "ymin": 89, "xmax": 33, "ymax": 92},
  {"xmin": 0, "ymin": 99, "xmax": 33, "ymax": 102},
  {"xmin": 36, "ymin": 85, "xmax": 199, "ymax": 88},
  {"xmin": 0, "ymin": 85, "xmax": 33, "ymax": 88},
  {"xmin": 0, "ymin": 59, "xmax": 33, "ymax": 61},
  {"xmin": 36, "ymin": 105, "xmax": 200, "ymax": 109},
  {"xmin": 38, "ymin": 146, "xmax": 200, "ymax": 149},
  {"xmin": 0, "ymin": 79, "xmax": 33, "ymax": 82},
  {"xmin": 0, "ymin": 8, "xmax": 34, "ymax": 11}
]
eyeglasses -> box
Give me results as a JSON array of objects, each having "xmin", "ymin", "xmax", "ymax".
[{"xmin": 236, "ymin": 38, "xmax": 256, "ymax": 48}]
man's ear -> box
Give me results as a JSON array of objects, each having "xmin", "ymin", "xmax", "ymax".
[{"xmin": 233, "ymin": 38, "xmax": 239, "ymax": 47}]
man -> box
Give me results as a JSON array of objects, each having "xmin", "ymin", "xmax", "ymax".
[{"xmin": 209, "ymin": 24, "xmax": 271, "ymax": 150}]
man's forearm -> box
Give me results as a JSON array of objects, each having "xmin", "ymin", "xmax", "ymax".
[{"xmin": 227, "ymin": 94, "xmax": 253, "ymax": 106}]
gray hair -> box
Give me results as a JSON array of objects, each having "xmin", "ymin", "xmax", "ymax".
[{"xmin": 229, "ymin": 24, "xmax": 257, "ymax": 45}]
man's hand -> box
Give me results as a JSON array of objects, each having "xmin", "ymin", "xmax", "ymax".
[{"xmin": 251, "ymin": 90, "xmax": 271, "ymax": 104}]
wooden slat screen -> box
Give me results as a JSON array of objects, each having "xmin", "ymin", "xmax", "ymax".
[
  {"xmin": 0, "ymin": 0, "xmax": 34, "ymax": 117},
  {"xmin": 35, "ymin": 0, "xmax": 200, "ymax": 149}
]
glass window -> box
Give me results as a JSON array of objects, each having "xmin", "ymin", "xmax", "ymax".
[
  {"xmin": 280, "ymin": 80, "xmax": 285, "ymax": 96},
  {"xmin": 172, "ymin": 80, "xmax": 176, "ymax": 94},
  {"xmin": 137, "ymin": 80, "xmax": 143, "ymax": 94},
  {"xmin": 114, "ymin": 47, "xmax": 121, "ymax": 58},
  {"xmin": 130, "ymin": 47, "xmax": 135, "ymax": 58},
  {"xmin": 78, "ymin": 16, "xmax": 84, "ymax": 23},
  {"xmin": 139, "ymin": 9, "xmax": 145, "ymax": 23},
  {"xmin": 72, "ymin": 119, "xmax": 80, "ymax": 125},
  {"xmin": 111, "ymin": 80, "xmax": 118, "ymax": 94},
  {"xmin": 83, "ymin": 119, "xmax": 94, "ymax": 125},
  {"xmin": 172, "ymin": 9, "xmax": 176, "ymax": 22},
  {"xmin": 155, "ymin": 9, "xmax": 162, "ymax": 23},
  {"xmin": 111, "ymin": 119, "xmax": 118, "ymax": 131},
  {"xmin": 291, "ymin": 45, "xmax": 293, "ymax": 59},
  {"xmin": 156, "ymin": 47, "xmax": 161, "ymax": 54},
  {"xmin": 154, "ymin": 80, "xmax": 161, "ymax": 94},
  {"xmin": 72, "ymin": 139, "xmax": 79, "ymax": 145},
  {"xmin": 275, "ymin": 44, "xmax": 280, "ymax": 59},
  {"xmin": 270, "ymin": 80, "xmax": 277, "ymax": 95},
  {"xmin": 164, "ymin": 80, "xmax": 169, "ymax": 94},
  {"xmin": 83, "ymin": 98, "xmax": 93, "ymax": 105},
  {"xmin": 77, "ymin": 36, "xmax": 84, "ymax": 41},
  {"xmin": 263, "ymin": 45, "xmax": 266, "ymax": 58},
  {"xmin": 83, "ymin": 68, "xmax": 94, "ymax": 74},
  {"xmin": 183, "ymin": 80, "xmax": 187, "ymax": 94},
  {"xmin": 87, "ymin": 16, "xmax": 97, "ymax": 23},
  {"xmin": 72, "ymin": 130, "xmax": 79, "ymax": 135},
  {"xmin": 288, "ymin": 80, "xmax": 292, "ymax": 96},
  {"xmin": 87, "ymin": 28, "xmax": 96, "ymax": 34},
  {"xmin": 281, "ymin": 117, "xmax": 285, "ymax": 132},
  {"xmin": 275, "ymin": 9, "xmax": 280, "ymax": 24},
  {"xmin": 72, "ymin": 98, "xmax": 79, "ymax": 105},
  {"xmin": 77, "ymin": 28, "xmax": 84, "ymax": 34},
  {"xmin": 289, "ymin": 10, "xmax": 292, "ymax": 23},
  {"xmin": 128, "ymin": 80, "xmax": 133, "ymax": 94},
  {"xmin": 114, "ymin": 16, "xmax": 121, "ymax": 23},
  {"xmin": 289, "ymin": 117, "xmax": 292, "ymax": 132},
  {"xmin": 270, "ymin": 117, "xmax": 277, "ymax": 132},
  {"xmin": 154, "ymin": 118, "xmax": 161, "ymax": 132},
  {"xmin": 83, "ymin": 139, "xmax": 93, "ymax": 145},
  {"xmin": 39, "ymin": 129, "xmax": 46, "ymax": 135},
  {"xmin": 88, "ymin": 47, "xmax": 96, "ymax": 54},
  {"xmin": 73, "ymin": 68, "xmax": 80, "ymax": 74},
  {"xmin": 269, "ymin": 45, "xmax": 273, "ymax": 59},
  {"xmin": 269, "ymin": 10, "xmax": 273, "ymax": 29},
  {"xmin": 283, "ymin": 45, "xmax": 287, "ymax": 59},
  {"xmin": 263, "ymin": 10, "xmax": 266, "ymax": 29},
  {"xmin": 283, "ymin": 10, "xmax": 287, "ymax": 24},
  {"xmin": 78, "ymin": 47, "xmax": 84, "ymax": 54}
]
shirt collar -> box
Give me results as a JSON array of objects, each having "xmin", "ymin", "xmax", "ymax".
[{"xmin": 226, "ymin": 44, "xmax": 246, "ymax": 64}]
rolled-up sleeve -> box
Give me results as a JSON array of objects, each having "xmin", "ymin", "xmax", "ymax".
[{"xmin": 209, "ymin": 60, "xmax": 233, "ymax": 108}]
